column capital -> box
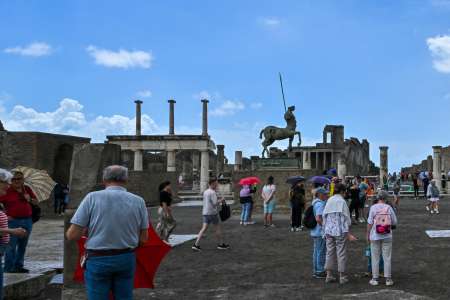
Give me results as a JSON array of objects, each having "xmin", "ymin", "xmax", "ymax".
[
  {"xmin": 217, "ymin": 144, "xmax": 225, "ymax": 150},
  {"xmin": 433, "ymin": 146, "xmax": 443, "ymax": 151},
  {"xmin": 379, "ymin": 146, "xmax": 389, "ymax": 151},
  {"xmin": 168, "ymin": 99, "xmax": 176, "ymax": 104},
  {"xmin": 134, "ymin": 100, "xmax": 143, "ymax": 104},
  {"xmin": 201, "ymin": 99, "xmax": 209, "ymax": 103}
]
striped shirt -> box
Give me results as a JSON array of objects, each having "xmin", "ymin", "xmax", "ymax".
[{"xmin": 0, "ymin": 211, "xmax": 10, "ymax": 245}]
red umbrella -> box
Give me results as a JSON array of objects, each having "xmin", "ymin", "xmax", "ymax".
[
  {"xmin": 238, "ymin": 176, "xmax": 261, "ymax": 186},
  {"xmin": 73, "ymin": 224, "xmax": 171, "ymax": 288}
]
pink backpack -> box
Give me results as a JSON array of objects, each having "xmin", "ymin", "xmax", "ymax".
[{"xmin": 374, "ymin": 205, "xmax": 392, "ymax": 234}]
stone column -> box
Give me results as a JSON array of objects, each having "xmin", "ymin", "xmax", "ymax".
[
  {"xmin": 168, "ymin": 99, "xmax": 176, "ymax": 135},
  {"xmin": 201, "ymin": 99, "xmax": 209, "ymax": 136},
  {"xmin": 433, "ymin": 146, "xmax": 442, "ymax": 190},
  {"xmin": 134, "ymin": 149, "xmax": 143, "ymax": 171},
  {"xmin": 323, "ymin": 152, "xmax": 327, "ymax": 171},
  {"xmin": 379, "ymin": 146, "xmax": 389, "ymax": 186},
  {"xmin": 192, "ymin": 151, "xmax": 200, "ymax": 191},
  {"xmin": 134, "ymin": 100, "xmax": 143, "ymax": 136},
  {"xmin": 302, "ymin": 151, "xmax": 311, "ymax": 170},
  {"xmin": 337, "ymin": 156, "xmax": 347, "ymax": 180},
  {"xmin": 234, "ymin": 151, "xmax": 243, "ymax": 171},
  {"xmin": 216, "ymin": 145, "xmax": 225, "ymax": 174},
  {"xmin": 167, "ymin": 150, "xmax": 176, "ymax": 172},
  {"xmin": 200, "ymin": 150, "xmax": 210, "ymax": 191}
]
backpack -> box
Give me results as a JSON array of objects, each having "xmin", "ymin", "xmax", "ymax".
[
  {"xmin": 303, "ymin": 205, "xmax": 317, "ymax": 229},
  {"xmin": 374, "ymin": 206, "xmax": 392, "ymax": 235},
  {"xmin": 430, "ymin": 185, "xmax": 440, "ymax": 198}
]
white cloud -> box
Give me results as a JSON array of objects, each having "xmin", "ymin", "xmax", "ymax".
[
  {"xmin": 259, "ymin": 17, "xmax": 281, "ymax": 27},
  {"xmin": 2, "ymin": 98, "xmax": 158, "ymax": 141},
  {"xmin": 4, "ymin": 42, "xmax": 52, "ymax": 57},
  {"xmin": 250, "ymin": 102, "xmax": 263, "ymax": 109},
  {"xmin": 136, "ymin": 90, "xmax": 152, "ymax": 98},
  {"xmin": 193, "ymin": 90, "xmax": 212, "ymax": 100},
  {"xmin": 210, "ymin": 100, "xmax": 245, "ymax": 117},
  {"xmin": 86, "ymin": 45, "xmax": 153, "ymax": 69},
  {"xmin": 427, "ymin": 35, "xmax": 450, "ymax": 73}
]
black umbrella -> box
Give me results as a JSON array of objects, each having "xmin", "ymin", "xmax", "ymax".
[{"xmin": 286, "ymin": 175, "xmax": 306, "ymax": 185}]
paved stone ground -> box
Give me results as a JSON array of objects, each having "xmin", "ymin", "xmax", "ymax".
[{"xmin": 56, "ymin": 196, "xmax": 450, "ymax": 299}]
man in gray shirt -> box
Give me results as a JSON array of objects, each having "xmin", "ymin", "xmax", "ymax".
[
  {"xmin": 66, "ymin": 165, "xmax": 149, "ymax": 300},
  {"xmin": 192, "ymin": 178, "xmax": 229, "ymax": 251}
]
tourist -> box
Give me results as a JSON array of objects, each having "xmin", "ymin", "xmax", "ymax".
[
  {"xmin": 156, "ymin": 181, "xmax": 176, "ymax": 242},
  {"xmin": 290, "ymin": 182, "xmax": 305, "ymax": 232},
  {"xmin": 413, "ymin": 175, "xmax": 420, "ymax": 199},
  {"xmin": 427, "ymin": 179, "xmax": 440, "ymax": 214},
  {"xmin": 0, "ymin": 169, "xmax": 27, "ymax": 300},
  {"xmin": 423, "ymin": 175, "xmax": 431, "ymax": 211},
  {"xmin": 310, "ymin": 187, "xmax": 329, "ymax": 279},
  {"xmin": 367, "ymin": 190, "xmax": 398, "ymax": 286},
  {"xmin": 192, "ymin": 178, "xmax": 230, "ymax": 251},
  {"xmin": 53, "ymin": 182, "xmax": 69, "ymax": 216},
  {"xmin": 261, "ymin": 176, "xmax": 276, "ymax": 228},
  {"xmin": 323, "ymin": 183, "xmax": 357, "ymax": 285},
  {"xmin": 66, "ymin": 165, "xmax": 149, "ymax": 300},
  {"xmin": 0, "ymin": 171, "xmax": 38, "ymax": 273},
  {"xmin": 247, "ymin": 184, "xmax": 257, "ymax": 225},
  {"xmin": 349, "ymin": 182, "xmax": 360, "ymax": 225},
  {"xmin": 358, "ymin": 177, "xmax": 369, "ymax": 223},
  {"xmin": 239, "ymin": 185, "xmax": 252, "ymax": 226},
  {"xmin": 392, "ymin": 180, "xmax": 401, "ymax": 209}
]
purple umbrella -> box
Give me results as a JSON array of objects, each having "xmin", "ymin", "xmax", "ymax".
[{"xmin": 308, "ymin": 176, "xmax": 331, "ymax": 185}]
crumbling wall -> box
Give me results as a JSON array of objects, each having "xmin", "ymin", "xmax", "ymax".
[{"xmin": 342, "ymin": 138, "xmax": 378, "ymax": 176}]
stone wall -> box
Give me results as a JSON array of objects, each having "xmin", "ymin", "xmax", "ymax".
[
  {"xmin": 232, "ymin": 170, "xmax": 318, "ymax": 208},
  {"xmin": 342, "ymin": 138, "xmax": 378, "ymax": 176},
  {"xmin": 126, "ymin": 170, "xmax": 178, "ymax": 207},
  {"xmin": 0, "ymin": 131, "xmax": 90, "ymax": 184}
]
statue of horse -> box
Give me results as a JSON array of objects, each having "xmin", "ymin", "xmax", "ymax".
[{"xmin": 259, "ymin": 126, "xmax": 301, "ymax": 158}]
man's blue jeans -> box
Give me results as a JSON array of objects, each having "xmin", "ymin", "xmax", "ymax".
[
  {"xmin": 240, "ymin": 202, "xmax": 251, "ymax": 222},
  {"xmin": 85, "ymin": 252, "xmax": 136, "ymax": 300},
  {"xmin": 312, "ymin": 237, "xmax": 326, "ymax": 274},
  {"xmin": 5, "ymin": 218, "xmax": 32, "ymax": 272}
]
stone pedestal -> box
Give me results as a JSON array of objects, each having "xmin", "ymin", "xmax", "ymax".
[
  {"xmin": 200, "ymin": 150, "xmax": 210, "ymax": 191},
  {"xmin": 133, "ymin": 149, "xmax": 143, "ymax": 171},
  {"xmin": 379, "ymin": 146, "xmax": 389, "ymax": 186},
  {"xmin": 302, "ymin": 151, "xmax": 311, "ymax": 170},
  {"xmin": 167, "ymin": 150, "xmax": 176, "ymax": 172},
  {"xmin": 234, "ymin": 151, "xmax": 243, "ymax": 171},
  {"xmin": 64, "ymin": 144, "xmax": 121, "ymax": 291},
  {"xmin": 337, "ymin": 156, "xmax": 347, "ymax": 180},
  {"xmin": 433, "ymin": 146, "xmax": 442, "ymax": 190},
  {"xmin": 216, "ymin": 145, "xmax": 225, "ymax": 174}
]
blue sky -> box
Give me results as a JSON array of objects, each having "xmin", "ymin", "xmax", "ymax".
[{"xmin": 1, "ymin": 0, "xmax": 450, "ymax": 172}]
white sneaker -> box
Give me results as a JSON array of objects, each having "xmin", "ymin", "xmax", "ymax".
[
  {"xmin": 430, "ymin": 210, "xmax": 434, "ymax": 214},
  {"xmin": 426, "ymin": 206, "xmax": 430, "ymax": 211},
  {"xmin": 240, "ymin": 221, "xmax": 243, "ymax": 225},
  {"xmin": 385, "ymin": 278, "xmax": 394, "ymax": 286},
  {"xmin": 290, "ymin": 227, "xmax": 295, "ymax": 232},
  {"xmin": 435, "ymin": 209, "xmax": 440, "ymax": 214},
  {"xmin": 369, "ymin": 278, "xmax": 379, "ymax": 286}
]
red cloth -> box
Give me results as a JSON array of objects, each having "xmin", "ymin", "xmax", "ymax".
[
  {"xmin": 0, "ymin": 211, "xmax": 10, "ymax": 244},
  {"xmin": 74, "ymin": 225, "xmax": 171, "ymax": 289},
  {"xmin": 0, "ymin": 186, "xmax": 36, "ymax": 218}
]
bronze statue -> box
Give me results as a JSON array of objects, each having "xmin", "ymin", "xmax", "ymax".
[{"xmin": 259, "ymin": 105, "xmax": 302, "ymax": 158}]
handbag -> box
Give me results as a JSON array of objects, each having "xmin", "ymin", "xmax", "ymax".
[
  {"xmin": 31, "ymin": 203, "xmax": 41, "ymax": 223},
  {"xmin": 219, "ymin": 202, "xmax": 231, "ymax": 222}
]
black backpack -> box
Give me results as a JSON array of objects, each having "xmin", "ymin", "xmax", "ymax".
[{"xmin": 303, "ymin": 205, "xmax": 317, "ymax": 229}]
